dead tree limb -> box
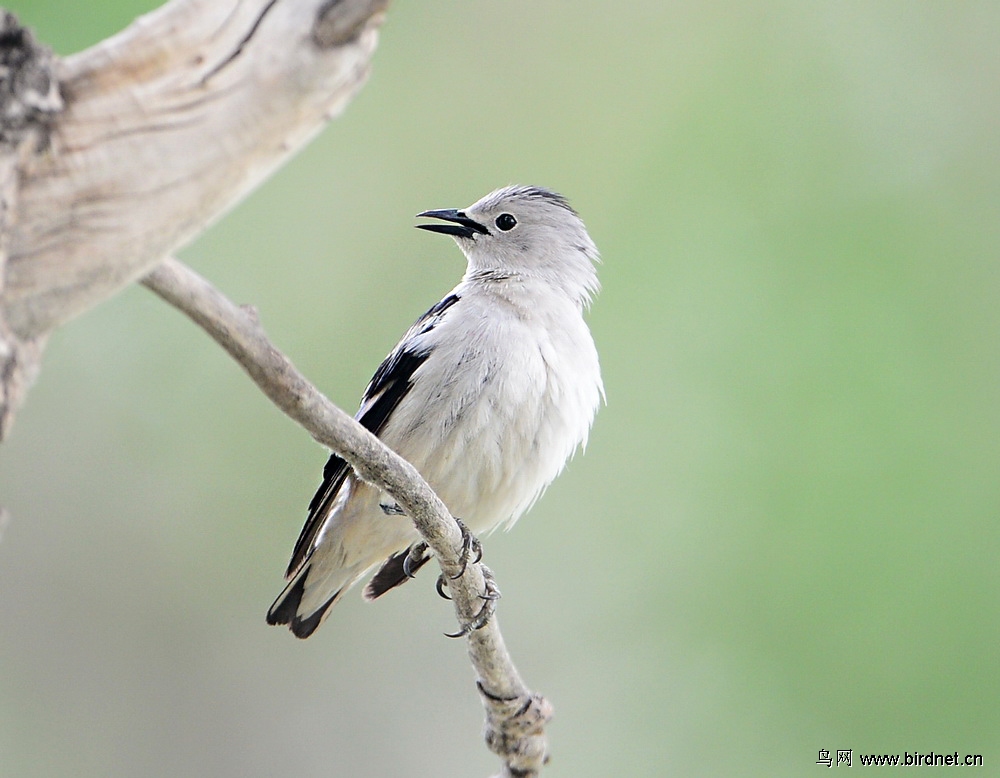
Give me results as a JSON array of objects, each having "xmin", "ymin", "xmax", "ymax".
[
  {"xmin": 0, "ymin": 0, "xmax": 387, "ymax": 437},
  {"xmin": 0, "ymin": 4, "xmax": 554, "ymax": 775},
  {"xmin": 0, "ymin": 9, "xmax": 61, "ymax": 438}
]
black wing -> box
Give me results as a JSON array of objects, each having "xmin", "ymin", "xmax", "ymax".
[{"xmin": 283, "ymin": 294, "xmax": 460, "ymax": 578}]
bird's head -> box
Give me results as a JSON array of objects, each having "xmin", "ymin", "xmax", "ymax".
[{"xmin": 417, "ymin": 185, "xmax": 600, "ymax": 308}]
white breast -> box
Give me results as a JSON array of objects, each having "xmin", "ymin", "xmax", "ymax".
[{"xmin": 380, "ymin": 283, "xmax": 603, "ymax": 535}]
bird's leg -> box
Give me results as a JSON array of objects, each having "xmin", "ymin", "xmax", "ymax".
[
  {"xmin": 451, "ymin": 518, "xmax": 483, "ymax": 579},
  {"xmin": 402, "ymin": 541, "xmax": 429, "ymax": 578},
  {"xmin": 440, "ymin": 519, "xmax": 498, "ymax": 635},
  {"xmin": 445, "ymin": 565, "xmax": 501, "ymax": 639}
]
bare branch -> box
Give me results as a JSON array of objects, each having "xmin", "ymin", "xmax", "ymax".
[
  {"xmin": 0, "ymin": 10, "xmax": 61, "ymax": 438},
  {"xmin": 142, "ymin": 256, "xmax": 553, "ymax": 777},
  {"xmin": 0, "ymin": 0, "xmax": 386, "ymax": 437},
  {"xmin": 0, "ymin": 5, "xmax": 556, "ymax": 772}
]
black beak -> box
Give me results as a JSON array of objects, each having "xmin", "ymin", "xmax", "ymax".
[{"xmin": 415, "ymin": 209, "xmax": 489, "ymax": 239}]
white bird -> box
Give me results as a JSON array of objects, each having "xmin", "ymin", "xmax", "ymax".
[{"xmin": 267, "ymin": 185, "xmax": 603, "ymax": 638}]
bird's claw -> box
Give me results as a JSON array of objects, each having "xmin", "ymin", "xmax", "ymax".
[
  {"xmin": 436, "ymin": 573, "xmax": 452, "ymax": 600},
  {"xmin": 402, "ymin": 541, "xmax": 428, "ymax": 578},
  {"xmin": 451, "ymin": 518, "xmax": 483, "ymax": 580},
  {"xmin": 444, "ymin": 565, "xmax": 501, "ymax": 638}
]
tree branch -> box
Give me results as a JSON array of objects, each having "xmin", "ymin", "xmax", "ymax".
[
  {"xmin": 142, "ymin": 256, "xmax": 553, "ymax": 778},
  {"xmin": 0, "ymin": 10, "xmax": 61, "ymax": 438},
  {"xmin": 0, "ymin": 0, "xmax": 387, "ymax": 438},
  {"xmin": 0, "ymin": 4, "xmax": 556, "ymax": 772}
]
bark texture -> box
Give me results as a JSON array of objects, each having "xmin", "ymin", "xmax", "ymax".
[{"xmin": 0, "ymin": 0, "xmax": 387, "ymax": 436}]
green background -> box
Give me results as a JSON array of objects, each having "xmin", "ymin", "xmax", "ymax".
[{"xmin": 1, "ymin": 2, "xmax": 998, "ymax": 776}]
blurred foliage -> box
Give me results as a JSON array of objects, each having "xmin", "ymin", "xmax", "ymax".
[{"xmin": 1, "ymin": 1, "xmax": 998, "ymax": 776}]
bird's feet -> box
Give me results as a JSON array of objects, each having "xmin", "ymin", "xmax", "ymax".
[
  {"xmin": 444, "ymin": 564, "xmax": 501, "ymax": 639},
  {"xmin": 435, "ymin": 573, "xmax": 452, "ymax": 600},
  {"xmin": 402, "ymin": 541, "xmax": 428, "ymax": 578},
  {"xmin": 452, "ymin": 518, "xmax": 483, "ymax": 579}
]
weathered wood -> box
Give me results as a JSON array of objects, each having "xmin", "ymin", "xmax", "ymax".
[{"xmin": 0, "ymin": 0, "xmax": 386, "ymax": 434}]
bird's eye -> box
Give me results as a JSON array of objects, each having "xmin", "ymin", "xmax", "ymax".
[{"xmin": 495, "ymin": 213, "xmax": 517, "ymax": 231}]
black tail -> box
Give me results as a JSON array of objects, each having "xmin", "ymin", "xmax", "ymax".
[{"xmin": 267, "ymin": 565, "xmax": 341, "ymax": 639}]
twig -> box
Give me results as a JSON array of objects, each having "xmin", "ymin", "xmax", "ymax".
[{"xmin": 141, "ymin": 255, "xmax": 552, "ymax": 777}]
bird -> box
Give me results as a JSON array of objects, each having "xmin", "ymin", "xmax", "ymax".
[{"xmin": 267, "ymin": 185, "xmax": 603, "ymax": 638}]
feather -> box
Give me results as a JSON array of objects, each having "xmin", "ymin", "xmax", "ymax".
[{"xmin": 283, "ymin": 294, "xmax": 461, "ymax": 579}]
